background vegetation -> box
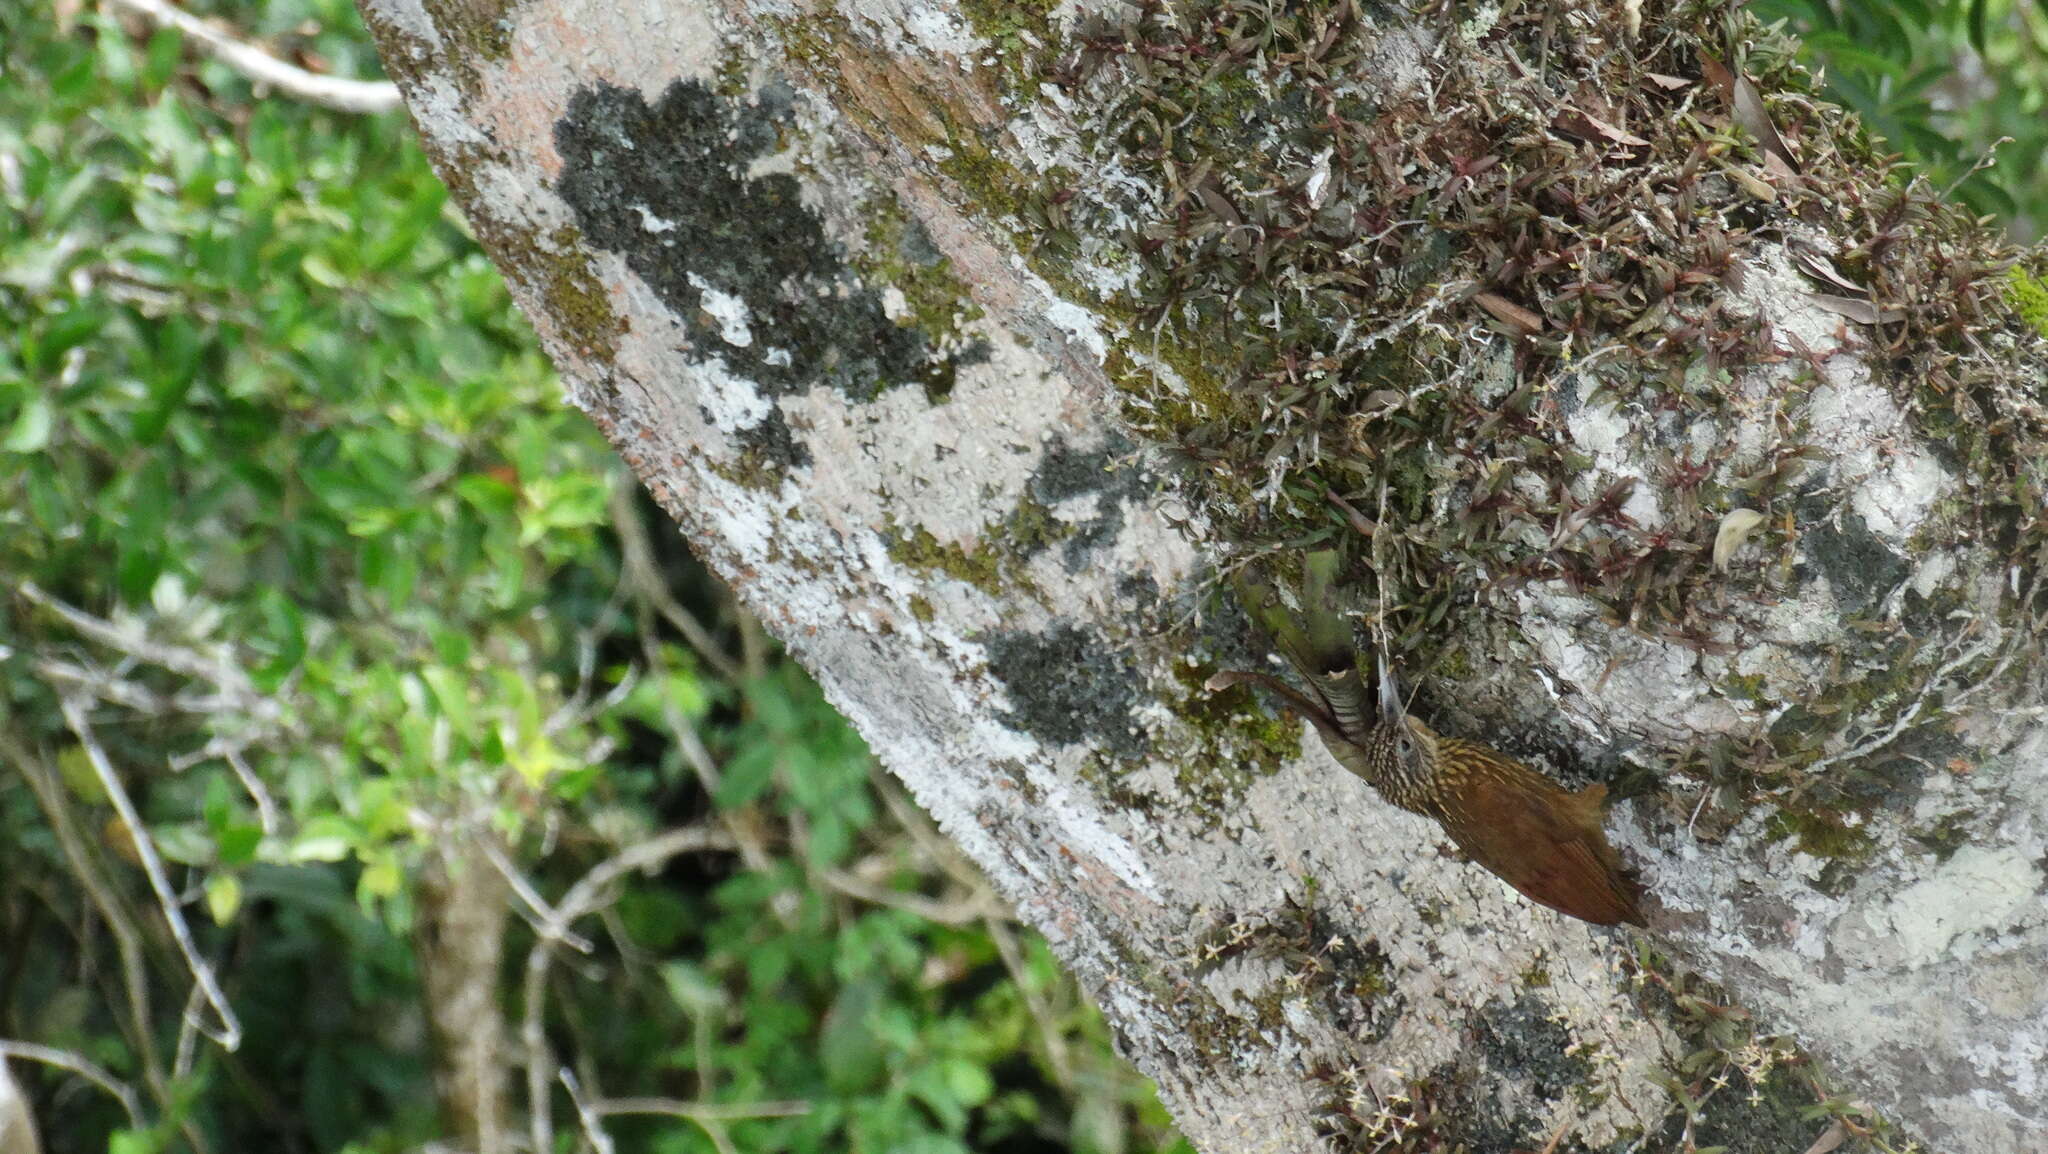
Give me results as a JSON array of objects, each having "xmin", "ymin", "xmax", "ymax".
[
  {"xmin": 0, "ymin": 2, "xmax": 1187, "ymax": 1151},
  {"xmin": 1, "ymin": 1, "xmax": 2044, "ymax": 1152}
]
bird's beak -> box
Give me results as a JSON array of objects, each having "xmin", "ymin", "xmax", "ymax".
[{"xmin": 1376, "ymin": 660, "xmax": 1405, "ymax": 725}]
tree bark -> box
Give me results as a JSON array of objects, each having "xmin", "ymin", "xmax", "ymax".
[
  {"xmin": 0, "ymin": 1060, "xmax": 39, "ymax": 1154},
  {"xmin": 355, "ymin": 1, "xmax": 2048, "ymax": 1150},
  {"xmin": 415, "ymin": 839, "xmax": 511, "ymax": 1154}
]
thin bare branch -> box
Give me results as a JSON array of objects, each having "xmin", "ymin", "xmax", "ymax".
[
  {"xmin": 609, "ymin": 484, "xmax": 742, "ymax": 680},
  {"xmin": 818, "ymin": 868, "xmax": 1006, "ymax": 928},
  {"xmin": 0, "ymin": 1040, "xmax": 145, "ymax": 1131},
  {"xmin": 988, "ymin": 917, "xmax": 1071, "ymax": 1089},
  {"xmin": 557, "ymin": 1067, "xmax": 617, "ymax": 1154},
  {"xmin": 596, "ymin": 1097, "xmax": 810, "ymax": 1120},
  {"xmin": 0, "ymin": 727, "xmax": 171, "ymax": 1109},
  {"xmin": 101, "ymin": 0, "xmax": 402, "ymax": 113},
  {"xmin": 58, "ymin": 698, "xmax": 242, "ymax": 1051},
  {"xmin": 519, "ymin": 826, "xmax": 738, "ymax": 1154}
]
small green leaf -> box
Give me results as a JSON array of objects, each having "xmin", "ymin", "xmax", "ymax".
[
  {"xmin": 4, "ymin": 394, "xmax": 52, "ymax": 452},
  {"xmin": 291, "ymin": 816, "xmax": 358, "ymax": 862},
  {"xmin": 205, "ymin": 873, "xmax": 242, "ymax": 925}
]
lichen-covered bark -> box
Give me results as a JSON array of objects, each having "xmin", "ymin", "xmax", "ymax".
[{"xmin": 355, "ymin": 0, "xmax": 2048, "ymax": 1149}]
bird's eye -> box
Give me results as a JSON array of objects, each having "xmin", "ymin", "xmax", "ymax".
[{"xmin": 1396, "ymin": 735, "xmax": 1413, "ymax": 756}]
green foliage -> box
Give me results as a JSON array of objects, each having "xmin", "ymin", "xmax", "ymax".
[
  {"xmin": 0, "ymin": 4, "xmax": 1191, "ymax": 1153},
  {"xmin": 1757, "ymin": 0, "xmax": 2048, "ymax": 235}
]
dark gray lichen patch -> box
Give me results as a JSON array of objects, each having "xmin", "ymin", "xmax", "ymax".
[
  {"xmin": 985, "ymin": 623, "xmax": 1146, "ymax": 754},
  {"xmin": 554, "ymin": 79, "xmax": 959, "ymax": 402},
  {"xmin": 722, "ymin": 406, "xmax": 813, "ymax": 486},
  {"xmin": 850, "ymin": 191, "xmax": 991, "ymax": 401},
  {"xmin": 1477, "ymin": 993, "xmax": 1595, "ymax": 1102},
  {"xmin": 1023, "ymin": 434, "xmax": 1145, "ymax": 570},
  {"xmin": 1800, "ymin": 511, "xmax": 1911, "ymax": 617}
]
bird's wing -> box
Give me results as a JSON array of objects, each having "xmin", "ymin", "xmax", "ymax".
[{"xmin": 1435, "ymin": 741, "xmax": 1646, "ymax": 927}]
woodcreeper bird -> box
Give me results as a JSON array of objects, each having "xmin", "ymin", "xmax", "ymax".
[{"xmin": 1211, "ymin": 552, "xmax": 1646, "ymax": 927}]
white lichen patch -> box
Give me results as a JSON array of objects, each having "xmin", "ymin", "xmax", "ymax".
[
  {"xmin": 1736, "ymin": 249, "xmax": 1951, "ymax": 544},
  {"xmin": 1564, "ymin": 399, "xmax": 1662, "ymax": 526},
  {"xmin": 1878, "ymin": 846, "xmax": 2042, "ymax": 968},
  {"xmin": 688, "ymin": 275, "xmax": 755, "ymax": 348},
  {"xmin": 1804, "ymin": 375, "xmax": 1947, "ymax": 540},
  {"xmin": 370, "ymin": 0, "xmax": 445, "ymax": 55},
  {"xmin": 1043, "ymin": 298, "xmax": 1109, "ymax": 362},
  {"xmin": 843, "ymin": 0, "xmax": 985, "ymax": 62},
  {"xmin": 612, "ymin": 272, "xmax": 774, "ymax": 431},
  {"xmin": 408, "ymin": 75, "xmax": 485, "ymax": 147},
  {"xmin": 779, "ymin": 333, "xmax": 1065, "ymax": 550},
  {"xmin": 1516, "ymin": 586, "xmax": 1751, "ymax": 742},
  {"xmin": 1852, "ymin": 442, "xmax": 1947, "ymax": 541}
]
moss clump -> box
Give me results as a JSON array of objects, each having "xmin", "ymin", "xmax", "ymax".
[
  {"xmin": 882, "ymin": 481, "xmax": 1082, "ymax": 599},
  {"xmin": 1763, "ymin": 808, "xmax": 1877, "ymax": 862},
  {"xmin": 1016, "ymin": 0, "xmax": 2046, "ymax": 836},
  {"xmin": 1193, "ymin": 886, "xmax": 1398, "ymax": 1045},
  {"xmin": 1158, "ymin": 654, "xmax": 1302, "ymax": 814},
  {"xmin": 2009, "ymin": 265, "xmax": 2048, "ymax": 336},
  {"xmin": 1625, "ymin": 943, "xmax": 1927, "ymax": 1153},
  {"xmin": 851, "ymin": 191, "xmax": 991, "ymax": 402},
  {"xmin": 935, "ymin": 141, "xmax": 1033, "ymax": 221},
  {"xmin": 410, "ymin": 0, "xmax": 516, "ymax": 94},
  {"xmin": 885, "ymin": 517, "xmax": 1008, "ymax": 597}
]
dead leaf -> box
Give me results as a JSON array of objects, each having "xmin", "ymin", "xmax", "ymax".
[
  {"xmin": 1701, "ymin": 53, "xmax": 1800, "ymax": 173},
  {"xmin": 1473, "ymin": 291, "xmax": 1544, "ymax": 335},
  {"xmin": 1732, "ymin": 71, "xmax": 1800, "ymax": 173},
  {"xmin": 1792, "ymin": 248, "xmax": 1867, "ymax": 295},
  {"xmin": 1644, "ymin": 72, "xmax": 1691, "ymax": 91},
  {"xmin": 1721, "ymin": 163, "xmax": 1777, "ymax": 202},
  {"xmin": 1808, "ymin": 293, "xmax": 1906, "ymax": 325},
  {"xmin": 1801, "ymin": 1120, "xmax": 1850, "ymax": 1154},
  {"xmin": 1556, "ymin": 110, "xmax": 1650, "ymax": 148},
  {"xmin": 1713, "ymin": 508, "xmax": 1766, "ymax": 571}
]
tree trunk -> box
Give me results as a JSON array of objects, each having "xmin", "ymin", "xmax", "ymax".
[
  {"xmin": 416, "ymin": 839, "xmax": 511, "ymax": 1154},
  {"xmin": 354, "ymin": 1, "xmax": 2048, "ymax": 1150},
  {"xmin": 0, "ymin": 1060, "xmax": 39, "ymax": 1154}
]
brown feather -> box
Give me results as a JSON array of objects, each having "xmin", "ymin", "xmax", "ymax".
[{"xmin": 1432, "ymin": 739, "xmax": 1646, "ymax": 927}]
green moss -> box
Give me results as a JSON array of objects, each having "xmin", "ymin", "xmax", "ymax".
[
  {"xmin": 424, "ymin": 151, "xmax": 624, "ymax": 364},
  {"xmin": 907, "ymin": 594, "xmax": 936, "ymax": 623},
  {"xmin": 1719, "ymin": 672, "xmax": 1767, "ymax": 702},
  {"xmin": 2009, "ymin": 266, "xmax": 2048, "ymax": 336},
  {"xmin": 851, "ymin": 190, "xmax": 990, "ymax": 401},
  {"xmin": 1762, "ymin": 808, "xmax": 1877, "ymax": 862},
  {"xmin": 538, "ymin": 225, "xmax": 623, "ymax": 362},
  {"xmin": 958, "ymin": 0, "xmax": 1060, "ymax": 84},
  {"xmin": 415, "ymin": 0, "xmax": 517, "ymax": 83},
  {"xmin": 705, "ymin": 446, "xmax": 792, "ymax": 494},
  {"xmin": 885, "ymin": 517, "xmax": 1009, "ymax": 597},
  {"xmin": 1910, "ymin": 809, "xmax": 1974, "ymax": 862},
  {"xmin": 936, "ymin": 141, "xmax": 1032, "ymax": 220},
  {"xmin": 881, "ymin": 478, "xmax": 1086, "ymax": 600},
  {"xmin": 1153, "ymin": 656, "xmax": 1301, "ymax": 818}
]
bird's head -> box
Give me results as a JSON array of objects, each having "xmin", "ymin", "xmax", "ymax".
[{"xmin": 1363, "ymin": 661, "xmax": 1439, "ymax": 791}]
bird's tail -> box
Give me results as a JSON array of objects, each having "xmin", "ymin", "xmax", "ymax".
[{"xmin": 1237, "ymin": 551, "xmax": 1372, "ymax": 735}]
